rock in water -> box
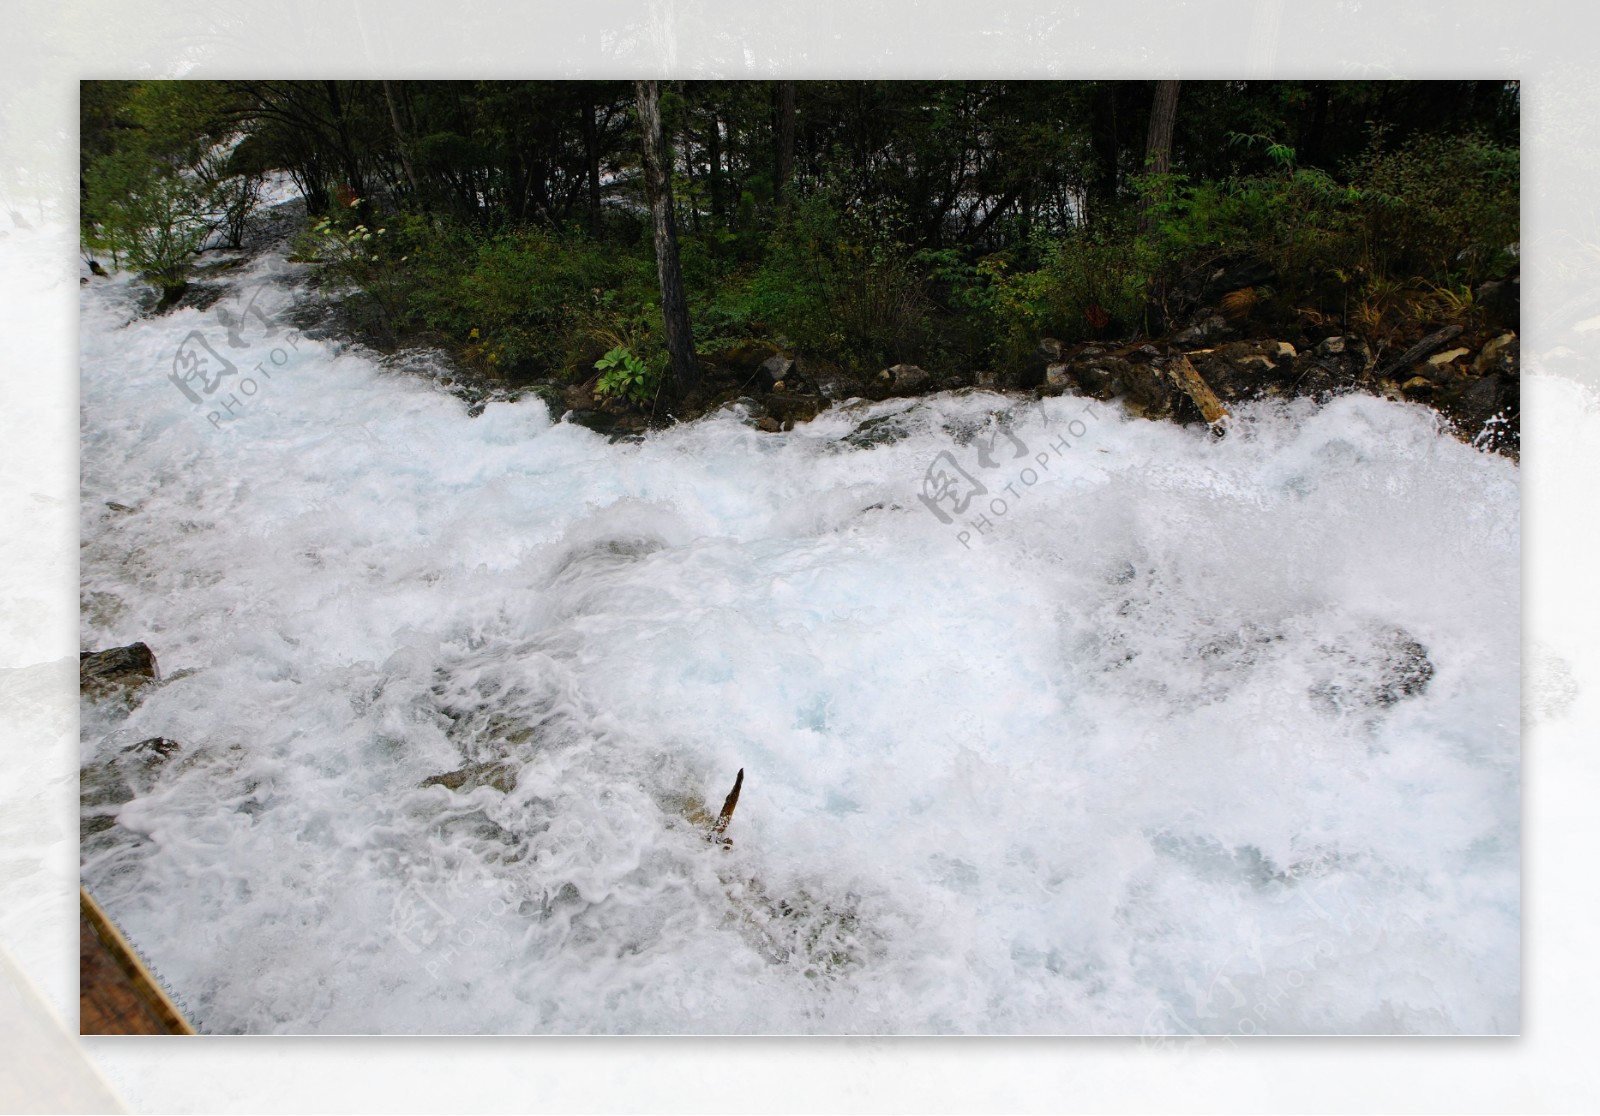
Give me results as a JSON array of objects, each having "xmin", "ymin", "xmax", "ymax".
[
  {"xmin": 1310, "ymin": 626, "xmax": 1434, "ymax": 715},
  {"xmin": 80, "ymin": 643, "xmax": 159, "ymax": 703},
  {"xmin": 420, "ymin": 759, "xmax": 519, "ymax": 794}
]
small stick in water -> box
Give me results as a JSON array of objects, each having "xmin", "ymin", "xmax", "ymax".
[{"xmin": 712, "ymin": 768, "xmax": 744, "ymax": 842}]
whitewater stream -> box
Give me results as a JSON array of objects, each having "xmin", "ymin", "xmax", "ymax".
[{"xmin": 79, "ymin": 238, "xmax": 1519, "ymax": 1035}]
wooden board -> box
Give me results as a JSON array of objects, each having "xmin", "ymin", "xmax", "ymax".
[{"xmin": 79, "ymin": 889, "xmax": 194, "ymax": 1035}]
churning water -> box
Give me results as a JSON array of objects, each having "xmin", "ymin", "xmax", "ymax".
[{"xmin": 79, "ymin": 244, "xmax": 1518, "ymax": 1034}]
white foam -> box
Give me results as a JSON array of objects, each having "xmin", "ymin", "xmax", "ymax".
[{"xmin": 79, "ymin": 248, "xmax": 1519, "ymax": 1034}]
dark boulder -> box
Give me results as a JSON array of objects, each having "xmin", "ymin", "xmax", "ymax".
[
  {"xmin": 875, "ymin": 363, "xmax": 932, "ymax": 396},
  {"xmin": 765, "ymin": 392, "xmax": 825, "ymax": 429},
  {"xmin": 793, "ymin": 355, "xmax": 860, "ymax": 401},
  {"xmin": 760, "ymin": 353, "xmax": 795, "ymax": 385},
  {"xmin": 563, "ymin": 409, "xmax": 617, "ymax": 434},
  {"xmin": 1173, "ymin": 314, "xmax": 1232, "ymax": 347},
  {"xmin": 1055, "ymin": 343, "xmax": 1177, "ymax": 416},
  {"xmin": 80, "ymin": 644, "xmax": 158, "ymax": 703},
  {"xmin": 841, "ymin": 412, "xmax": 917, "ymax": 449},
  {"xmin": 1439, "ymin": 370, "xmax": 1520, "ymax": 454},
  {"xmin": 81, "ymin": 737, "xmax": 183, "ymax": 841},
  {"xmin": 527, "ymin": 384, "xmax": 567, "ymax": 419},
  {"xmin": 1288, "ymin": 335, "xmax": 1374, "ymax": 396},
  {"xmin": 1474, "ymin": 271, "xmax": 1520, "ymax": 331}
]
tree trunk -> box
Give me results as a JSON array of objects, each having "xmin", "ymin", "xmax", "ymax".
[
  {"xmin": 1143, "ymin": 79, "xmax": 1181, "ymax": 178},
  {"xmin": 322, "ymin": 80, "xmax": 366, "ymax": 199},
  {"xmin": 582, "ymin": 90, "xmax": 602, "ymax": 233},
  {"xmin": 1138, "ymin": 79, "xmax": 1181, "ymax": 234},
  {"xmin": 381, "ymin": 80, "xmax": 419, "ymax": 201},
  {"xmin": 774, "ymin": 80, "xmax": 796, "ymax": 205},
  {"xmin": 707, "ymin": 108, "xmax": 724, "ymax": 218},
  {"xmin": 634, "ymin": 80, "xmax": 698, "ymax": 393}
]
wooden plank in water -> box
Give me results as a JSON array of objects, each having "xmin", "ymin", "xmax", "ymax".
[{"xmin": 79, "ymin": 889, "xmax": 194, "ymax": 1035}]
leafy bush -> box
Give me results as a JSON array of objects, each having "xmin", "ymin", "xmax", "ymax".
[
  {"xmin": 1349, "ymin": 131, "xmax": 1519, "ymax": 288},
  {"xmin": 345, "ymin": 218, "xmax": 660, "ymax": 380},
  {"xmin": 977, "ymin": 222, "xmax": 1145, "ymax": 363},
  {"xmin": 82, "ymin": 150, "xmax": 213, "ymax": 296},
  {"xmin": 592, "ymin": 344, "xmax": 663, "ymax": 405},
  {"xmin": 744, "ymin": 195, "xmax": 933, "ymax": 370}
]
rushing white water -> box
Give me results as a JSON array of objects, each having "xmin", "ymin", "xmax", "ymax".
[{"xmin": 79, "ymin": 242, "xmax": 1519, "ymax": 1035}]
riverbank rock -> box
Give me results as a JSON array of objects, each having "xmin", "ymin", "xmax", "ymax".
[
  {"xmin": 765, "ymin": 391, "xmax": 826, "ymax": 430},
  {"xmin": 563, "ymin": 409, "xmax": 617, "ymax": 434},
  {"xmin": 80, "ymin": 644, "xmax": 159, "ymax": 704},
  {"xmin": 1475, "ymin": 270, "xmax": 1520, "ymax": 330},
  {"xmin": 1187, "ymin": 340, "xmax": 1298, "ymax": 400},
  {"xmin": 1288, "ymin": 334, "xmax": 1375, "ymax": 396},
  {"xmin": 1173, "ymin": 314, "xmax": 1232, "ymax": 347},
  {"xmin": 876, "ymin": 363, "xmax": 932, "ymax": 396},
  {"xmin": 1379, "ymin": 324, "xmax": 1463, "ymax": 380},
  {"xmin": 760, "ymin": 353, "xmax": 795, "ymax": 385}
]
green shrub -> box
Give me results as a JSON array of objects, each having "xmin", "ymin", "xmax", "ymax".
[
  {"xmin": 1349, "ymin": 131, "xmax": 1518, "ymax": 288},
  {"xmin": 592, "ymin": 344, "xmax": 663, "ymax": 405},
  {"xmin": 381, "ymin": 220, "xmax": 657, "ymax": 379},
  {"xmin": 743, "ymin": 195, "xmax": 933, "ymax": 370},
  {"xmin": 82, "ymin": 150, "xmax": 213, "ymax": 296},
  {"xmin": 977, "ymin": 222, "xmax": 1145, "ymax": 362}
]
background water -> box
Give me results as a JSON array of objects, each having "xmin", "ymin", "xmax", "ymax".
[{"xmin": 78, "ymin": 245, "xmax": 1519, "ymax": 1034}]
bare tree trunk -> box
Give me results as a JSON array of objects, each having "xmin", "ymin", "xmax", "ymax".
[
  {"xmin": 1143, "ymin": 79, "xmax": 1181, "ymax": 178},
  {"xmin": 707, "ymin": 108, "xmax": 724, "ymax": 218},
  {"xmin": 582, "ymin": 90, "xmax": 602, "ymax": 233},
  {"xmin": 1138, "ymin": 80, "xmax": 1181, "ymax": 237},
  {"xmin": 634, "ymin": 80, "xmax": 698, "ymax": 393},
  {"xmin": 322, "ymin": 80, "xmax": 366, "ymax": 199},
  {"xmin": 774, "ymin": 80, "xmax": 796, "ymax": 205},
  {"xmin": 1138, "ymin": 79, "xmax": 1183, "ymax": 333},
  {"xmin": 381, "ymin": 81, "xmax": 419, "ymax": 201}
]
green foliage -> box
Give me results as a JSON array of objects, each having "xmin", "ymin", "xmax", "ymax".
[
  {"xmin": 741, "ymin": 194, "xmax": 933, "ymax": 368},
  {"xmin": 592, "ymin": 345, "xmax": 662, "ymax": 404},
  {"xmin": 80, "ymin": 81, "xmax": 271, "ymax": 295},
  {"xmin": 81, "ymin": 150, "xmax": 211, "ymax": 292},
  {"xmin": 1348, "ymin": 131, "xmax": 1519, "ymax": 287},
  {"xmin": 301, "ymin": 212, "xmax": 663, "ymax": 379},
  {"xmin": 977, "ymin": 222, "xmax": 1145, "ymax": 362},
  {"xmin": 85, "ymin": 78, "xmax": 1519, "ymax": 387}
]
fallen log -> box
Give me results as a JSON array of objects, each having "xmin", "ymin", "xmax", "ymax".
[
  {"xmin": 1168, "ymin": 353, "xmax": 1229, "ymax": 428},
  {"xmin": 1379, "ymin": 323, "xmax": 1463, "ymax": 379}
]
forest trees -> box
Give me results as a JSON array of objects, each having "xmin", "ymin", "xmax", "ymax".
[{"xmin": 81, "ymin": 79, "xmax": 1519, "ymax": 394}]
